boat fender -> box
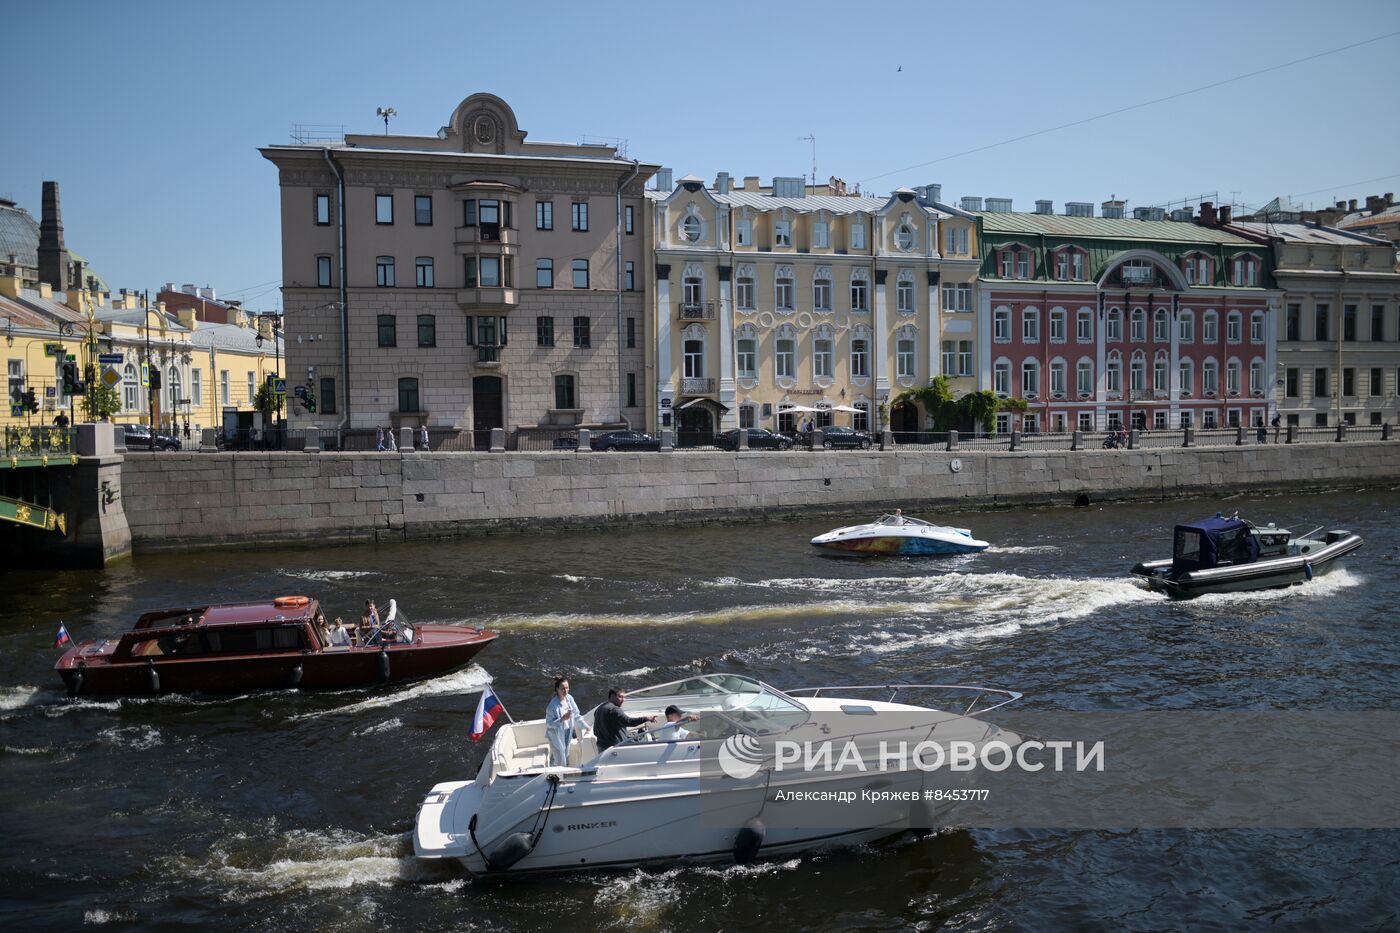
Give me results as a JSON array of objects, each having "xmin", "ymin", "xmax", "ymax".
[
  {"xmin": 1304, "ymin": 561, "xmax": 1313, "ymax": 581},
  {"xmin": 377, "ymin": 647, "xmax": 391, "ymax": 681},
  {"xmin": 288, "ymin": 663, "xmax": 304, "ymax": 689},
  {"xmin": 486, "ymin": 833, "xmax": 536, "ymax": 872},
  {"xmin": 146, "ymin": 658, "xmax": 160, "ymax": 693},
  {"xmin": 68, "ymin": 663, "xmax": 84, "ymax": 698},
  {"xmin": 733, "ymin": 817, "xmax": 765, "ymax": 864}
]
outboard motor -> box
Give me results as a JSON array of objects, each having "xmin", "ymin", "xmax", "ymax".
[{"xmin": 733, "ymin": 817, "xmax": 765, "ymax": 863}]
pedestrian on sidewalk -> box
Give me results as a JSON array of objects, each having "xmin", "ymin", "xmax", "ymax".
[
  {"xmin": 375, "ymin": 425, "xmax": 385, "ymax": 451},
  {"xmin": 1271, "ymin": 414, "xmax": 1281, "ymax": 444}
]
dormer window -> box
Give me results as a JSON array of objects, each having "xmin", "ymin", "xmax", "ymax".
[
  {"xmin": 736, "ymin": 218, "xmax": 752, "ymax": 246},
  {"xmin": 850, "ymin": 222, "xmax": 866, "ymax": 250},
  {"xmin": 812, "ymin": 220, "xmax": 829, "ymax": 248},
  {"xmin": 1183, "ymin": 254, "xmax": 1211, "ymax": 285},
  {"xmin": 895, "ymin": 224, "xmax": 915, "ymax": 251},
  {"xmin": 681, "ymin": 216, "xmax": 702, "ymax": 242},
  {"xmin": 774, "ymin": 219, "xmax": 792, "ymax": 247},
  {"xmin": 1054, "ymin": 248, "xmax": 1086, "ymax": 281},
  {"xmin": 999, "ymin": 245, "xmax": 1031, "ymax": 279},
  {"xmin": 1232, "ymin": 255, "xmax": 1260, "ymax": 287}
]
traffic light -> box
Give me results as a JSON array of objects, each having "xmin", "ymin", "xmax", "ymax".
[
  {"xmin": 22, "ymin": 388, "xmax": 38, "ymax": 413},
  {"xmin": 149, "ymin": 369, "xmax": 162, "ymax": 390},
  {"xmin": 61, "ymin": 362, "xmax": 78, "ymax": 394}
]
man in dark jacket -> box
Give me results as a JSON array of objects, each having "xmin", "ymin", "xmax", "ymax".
[{"xmin": 594, "ymin": 687, "xmax": 656, "ymax": 751}]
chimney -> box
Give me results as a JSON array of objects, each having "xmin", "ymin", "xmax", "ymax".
[
  {"xmin": 197, "ymin": 285, "xmax": 216, "ymax": 301},
  {"xmin": 1365, "ymin": 195, "xmax": 1386, "ymax": 214},
  {"xmin": 1347, "ymin": 199, "xmax": 1358, "ymax": 212},
  {"xmin": 714, "ymin": 171, "xmax": 730, "ymax": 194},
  {"xmin": 1101, "ymin": 199, "xmax": 1125, "ymax": 219},
  {"xmin": 1034, "ymin": 200, "xmax": 1053, "ymax": 214},
  {"xmin": 1384, "ymin": 192, "xmax": 1394, "ymax": 205},
  {"xmin": 960, "ymin": 196, "xmax": 983, "ymax": 211},
  {"xmin": 653, "ymin": 168, "xmax": 673, "ymax": 191},
  {"xmin": 984, "ymin": 197, "xmax": 1013, "ymax": 212},
  {"xmin": 1198, "ymin": 201, "xmax": 1217, "ymax": 225},
  {"xmin": 176, "ymin": 307, "xmax": 197, "ymax": 330},
  {"xmin": 1065, "ymin": 202, "xmax": 1094, "ymax": 217},
  {"xmin": 925, "ymin": 183, "xmax": 942, "ymax": 203},
  {"xmin": 1219, "ymin": 205, "xmax": 1232, "ymax": 225},
  {"xmin": 37, "ymin": 181, "xmax": 71, "ymax": 291}
]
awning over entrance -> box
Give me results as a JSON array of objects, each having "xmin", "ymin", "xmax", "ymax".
[{"xmin": 677, "ymin": 397, "xmax": 730, "ymax": 412}]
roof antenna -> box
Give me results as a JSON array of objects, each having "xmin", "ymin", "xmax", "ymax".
[
  {"xmin": 376, "ymin": 107, "xmax": 397, "ymax": 135},
  {"xmin": 799, "ymin": 134, "xmax": 817, "ymax": 187}
]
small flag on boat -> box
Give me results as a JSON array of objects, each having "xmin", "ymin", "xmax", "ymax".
[
  {"xmin": 54, "ymin": 623, "xmax": 72, "ymax": 649},
  {"xmin": 470, "ymin": 688, "xmax": 504, "ymax": 741}
]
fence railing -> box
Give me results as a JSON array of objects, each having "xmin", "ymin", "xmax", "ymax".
[{"xmin": 3, "ymin": 426, "xmax": 76, "ymax": 460}]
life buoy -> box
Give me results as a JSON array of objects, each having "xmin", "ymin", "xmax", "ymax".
[{"xmin": 273, "ymin": 596, "xmax": 310, "ymax": 609}]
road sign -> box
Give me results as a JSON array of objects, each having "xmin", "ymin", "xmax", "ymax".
[
  {"xmin": 140, "ymin": 362, "xmax": 149, "ymax": 387},
  {"xmin": 44, "ymin": 343, "xmax": 64, "ymax": 357},
  {"xmin": 98, "ymin": 353, "xmax": 124, "ymax": 365},
  {"xmin": 273, "ymin": 377, "xmax": 286, "ymax": 396},
  {"xmin": 101, "ymin": 368, "xmax": 121, "ymax": 388},
  {"xmin": 9, "ymin": 405, "xmax": 21, "ymax": 417}
]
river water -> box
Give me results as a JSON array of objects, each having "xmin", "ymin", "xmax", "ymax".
[{"xmin": 3, "ymin": 488, "xmax": 1398, "ymax": 931}]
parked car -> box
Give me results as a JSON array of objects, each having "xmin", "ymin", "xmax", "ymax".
[
  {"xmin": 122, "ymin": 424, "xmax": 181, "ymax": 451},
  {"xmin": 818, "ymin": 426, "xmax": 875, "ymax": 450},
  {"xmin": 713, "ymin": 428, "xmax": 794, "ymax": 451},
  {"xmin": 590, "ymin": 430, "xmax": 661, "ymax": 452}
]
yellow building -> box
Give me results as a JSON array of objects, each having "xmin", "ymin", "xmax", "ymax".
[{"xmin": 647, "ymin": 173, "xmax": 979, "ymax": 438}]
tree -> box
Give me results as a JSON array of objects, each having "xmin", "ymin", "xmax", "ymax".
[
  {"xmin": 892, "ymin": 377, "xmax": 1008, "ymax": 435},
  {"xmin": 83, "ymin": 381, "xmax": 122, "ymax": 421},
  {"xmin": 253, "ymin": 381, "xmax": 276, "ymax": 419}
]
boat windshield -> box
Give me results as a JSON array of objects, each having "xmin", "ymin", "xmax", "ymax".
[
  {"xmin": 876, "ymin": 514, "xmax": 928, "ymax": 527},
  {"xmin": 382, "ymin": 599, "xmax": 414, "ymax": 642},
  {"xmin": 625, "ymin": 674, "xmax": 810, "ymax": 737}
]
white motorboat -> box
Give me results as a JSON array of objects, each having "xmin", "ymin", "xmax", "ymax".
[
  {"xmin": 810, "ymin": 513, "xmax": 990, "ymax": 556},
  {"xmin": 414, "ymin": 673, "xmax": 1020, "ymax": 875}
]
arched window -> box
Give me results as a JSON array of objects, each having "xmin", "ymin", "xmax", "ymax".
[
  {"xmin": 993, "ymin": 358, "xmax": 1011, "ymax": 396},
  {"xmin": 1203, "ymin": 358, "xmax": 1220, "ymax": 395},
  {"xmin": 775, "ymin": 325, "xmax": 796, "ymax": 381},
  {"xmin": 735, "ymin": 264, "xmax": 755, "ymax": 310},
  {"xmin": 1249, "ymin": 357, "xmax": 1265, "ymax": 395},
  {"xmin": 1106, "ymin": 308, "xmax": 1122, "ymax": 342},
  {"xmin": 850, "ymin": 324, "xmax": 871, "ymax": 379},
  {"xmin": 994, "ymin": 307, "xmax": 1011, "ymax": 342},
  {"xmin": 896, "ymin": 269, "xmax": 915, "ymax": 313},
  {"xmin": 1131, "ymin": 308, "xmax": 1146, "ymax": 342},
  {"xmin": 1226, "ymin": 358, "xmax": 1242, "ymax": 395},
  {"xmin": 123, "ymin": 363, "xmax": 139, "ymax": 411},
  {"xmin": 1076, "ymin": 358, "xmax": 1093, "ymax": 397},
  {"xmin": 775, "ymin": 266, "xmax": 794, "ymax": 311},
  {"xmin": 849, "ymin": 268, "xmax": 869, "ymax": 312},
  {"xmin": 1226, "ymin": 311, "xmax": 1242, "ymax": 343},
  {"xmin": 1022, "ymin": 307, "xmax": 1040, "ymax": 342},
  {"xmin": 1130, "ymin": 352, "xmax": 1146, "ymax": 392},
  {"xmin": 813, "ymin": 325, "xmax": 834, "ymax": 379},
  {"xmin": 1106, "ymin": 351, "xmax": 1122, "ymax": 394},
  {"xmin": 1179, "ymin": 359, "xmax": 1194, "ymax": 396},
  {"xmin": 813, "ymin": 267, "xmax": 833, "ymax": 312},
  {"xmin": 1154, "ymin": 309, "xmax": 1169, "ymax": 342},
  {"xmin": 1049, "ymin": 358, "xmax": 1067, "ymax": 397},
  {"xmin": 1022, "ymin": 359, "xmax": 1041, "ymax": 398},
  {"xmin": 683, "ymin": 323, "xmax": 706, "ymax": 379},
  {"xmin": 1178, "ymin": 310, "xmax": 1195, "ymax": 343},
  {"xmin": 167, "ymin": 365, "xmax": 181, "ymax": 413},
  {"xmin": 736, "ymin": 325, "xmax": 757, "ymax": 380},
  {"xmin": 895, "ymin": 326, "xmax": 917, "ymax": 379},
  {"xmin": 1153, "ymin": 352, "xmax": 1169, "ymax": 393},
  {"xmin": 682, "ymin": 267, "xmax": 703, "ymax": 309},
  {"xmin": 1076, "ymin": 308, "xmax": 1093, "ymax": 342},
  {"xmin": 1050, "ymin": 308, "xmax": 1067, "ymax": 343},
  {"xmin": 1203, "ymin": 311, "xmax": 1219, "ymax": 343}
]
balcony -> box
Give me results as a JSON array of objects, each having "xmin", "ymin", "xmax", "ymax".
[
  {"xmin": 456, "ymin": 287, "xmax": 519, "ymax": 310},
  {"xmin": 476, "ymin": 345, "xmax": 502, "ymax": 367},
  {"xmin": 678, "ymin": 300, "xmax": 717, "ymax": 321},
  {"xmin": 681, "ymin": 377, "xmax": 715, "ymax": 395},
  {"xmin": 455, "ymin": 225, "xmax": 518, "ymax": 248}
]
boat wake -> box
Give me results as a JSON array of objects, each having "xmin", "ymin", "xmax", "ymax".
[
  {"xmin": 97, "ymin": 724, "xmax": 165, "ymax": 751},
  {"xmin": 275, "ymin": 568, "xmax": 380, "ymax": 582},
  {"xmin": 1184, "ymin": 567, "xmax": 1363, "ymax": 608},
  {"xmin": 290, "ymin": 665, "xmax": 492, "ymax": 721},
  {"xmin": 592, "ymin": 858, "xmax": 804, "ymax": 922}
]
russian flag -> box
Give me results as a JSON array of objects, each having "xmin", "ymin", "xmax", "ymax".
[
  {"xmin": 470, "ymin": 688, "xmax": 504, "ymax": 741},
  {"xmin": 55, "ymin": 623, "xmax": 72, "ymax": 649}
]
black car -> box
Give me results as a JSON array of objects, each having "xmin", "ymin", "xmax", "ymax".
[
  {"xmin": 817, "ymin": 426, "xmax": 875, "ymax": 450},
  {"xmin": 122, "ymin": 424, "xmax": 181, "ymax": 451},
  {"xmin": 590, "ymin": 430, "xmax": 661, "ymax": 452},
  {"xmin": 714, "ymin": 428, "xmax": 794, "ymax": 451}
]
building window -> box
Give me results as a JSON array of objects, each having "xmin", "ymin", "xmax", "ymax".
[
  {"xmin": 1022, "ymin": 308, "xmax": 1040, "ymax": 342},
  {"xmin": 957, "ymin": 341, "xmax": 972, "ymax": 376},
  {"xmin": 774, "ymin": 219, "xmax": 791, "ymax": 247},
  {"xmin": 812, "ymin": 221, "xmax": 829, "ymax": 248},
  {"xmin": 738, "ymin": 337, "xmax": 757, "ymax": 378},
  {"xmin": 850, "ymin": 223, "xmax": 866, "ymax": 250},
  {"xmin": 1203, "ymin": 311, "xmax": 1218, "ymax": 343},
  {"xmin": 1077, "ymin": 360, "xmax": 1093, "ymax": 396},
  {"xmin": 316, "ymin": 255, "xmax": 332, "ymax": 287},
  {"xmin": 896, "ymin": 277, "xmax": 914, "ymax": 313},
  {"xmin": 573, "ymin": 316, "xmax": 591, "ymax": 348},
  {"xmin": 1250, "ymin": 311, "xmax": 1264, "ymax": 343},
  {"xmin": 850, "ymin": 276, "xmax": 867, "ymax": 311},
  {"xmin": 377, "ymin": 315, "xmax": 396, "ymax": 347},
  {"xmin": 740, "ymin": 404, "xmax": 756, "ymax": 429},
  {"xmin": 683, "ymin": 274, "xmax": 703, "ymax": 307},
  {"xmin": 897, "ymin": 338, "xmax": 915, "ymax": 378},
  {"xmin": 474, "ymin": 256, "xmax": 510, "ymax": 288},
  {"xmin": 1232, "ymin": 256, "xmax": 1259, "ymax": 287},
  {"xmin": 1372, "ymin": 304, "xmax": 1386, "ymax": 341},
  {"xmin": 474, "ymin": 316, "xmax": 504, "ymax": 347},
  {"xmin": 1370, "ymin": 367, "xmax": 1382, "ymax": 395},
  {"xmin": 120, "ymin": 362, "xmax": 136, "ymax": 410},
  {"xmin": 994, "ymin": 360, "xmax": 1011, "ymax": 396},
  {"xmin": 994, "ymin": 308, "xmax": 1011, "ymax": 342},
  {"xmin": 736, "ymin": 219, "xmax": 752, "ymax": 246},
  {"xmin": 1250, "ymin": 359, "xmax": 1264, "ymax": 394},
  {"xmin": 681, "ymin": 216, "xmax": 702, "ymax": 242},
  {"xmin": 537, "ymin": 316, "xmax": 554, "ymax": 348},
  {"xmin": 942, "ymin": 283, "xmax": 972, "ymax": 312},
  {"xmin": 1343, "ymin": 367, "xmax": 1355, "ymax": 397},
  {"xmin": 737, "ymin": 274, "xmax": 754, "ymax": 309},
  {"xmin": 1079, "ymin": 412, "xmax": 1094, "ymax": 432},
  {"xmin": 1106, "ymin": 309, "xmax": 1122, "ymax": 342},
  {"xmin": 1178, "ymin": 311, "xmax": 1194, "ymax": 343},
  {"xmin": 315, "ymin": 193, "xmax": 330, "ymax": 225},
  {"xmin": 1287, "ymin": 303, "xmax": 1301, "ymax": 341},
  {"xmin": 776, "ymin": 272, "xmax": 794, "ymax": 310},
  {"xmin": 1203, "ymin": 360, "xmax": 1219, "ymax": 395},
  {"xmin": 684, "ymin": 338, "xmax": 704, "ymax": 378},
  {"xmin": 1130, "ymin": 309, "xmax": 1146, "ymax": 342},
  {"xmin": 417, "ymin": 314, "xmax": 436, "ymax": 348},
  {"xmin": 375, "ymin": 193, "xmax": 393, "ymax": 224},
  {"xmin": 1286, "ymin": 368, "xmax": 1299, "ymax": 397},
  {"xmin": 1154, "ymin": 354, "xmax": 1169, "ymax": 392},
  {"xmin": 414, "ymin": 195, "xmax": 432, "ymax": 225},
  {"xmin": 814, "ymin": 275, "xmax": 832, "ymax": 311},
  {"xmin": 246, "ymin": 372, "xmax": 254, "ymax": 404},
  {"xmin": 571, "ymin": 202, "xmax": 588, "ymax": 231},
  {"xmin": 1050, "ymin": 309, "xmax": 1066, "ymax": 343},
  {"xmin": 1343, "ymin": 305, "xmax": 1357, "ymax": 341},
  {"xmin": 1077, "ymin": 309, "xmax": 1093, "ymax": 342},
  {"xmin": 376, "ymin": 256, "xmax": 395, "ymax": 287},
  {"xmin": 627, "ymin": 372, "xmax": 637, "ymax": 407},
  {"xmin": 624, "ymin": 205, "xmax": 634, "ymax": 235},
  {"xmin": 1130, "ymin": 354, "xmax": 1146, "ymax": 392},
  {"xmin": 220, "ymin": 370, "xmax": 229, "ymax": 405},
  {"xmin": 813, "ymin": 337, "xmax": 833, "ymax": 378},
  {"xmin": 320, "ymin": 377, "xmax": 336, "ymax": 414},
  {"xmin": 1178, "ymin": 360, "xmax": 1193, "ymax": 396},
  {"xmin": 1315, "ymin": 304, "xmax": 1330, "ymax": 341},
  {"xmin": 554, "ymin": 374, "xmax": 576, "ymax": 410},
  {"xmin": 776, "ymin": 337, "xmax": 795, "ymax": 379},
  {"xmin": 945, "ymin": 226, "xmax": 968, "ymax": 254},
  {"xmin": 624, "ymin": 317, "xmax": 635, "ymax": 349},
  {"xmin": 536, "ymin": 259, "xmax": 554, "ymax": 288},
  {"xmin": 1226, "ymin": 312, "xmax": 1242, "ymax": 343},
  {"xmin": 1107, "ymin": 354, "xmax": 1122, "ymax": 393},
  {"xmin": 463, "ymin": 199, "xmax": 477, "ymax": 226},
  {"xmin": 1154, "ymin": 309, "xmax": 1169, "ymax": 342},
  {"xmin": 572, "ymin": 259, "xmax": 589, "ymax": 289},
  {"xmin": 895, "ymin": 224, "xmax": 915, "ymax": 251},
  {"xmin": 191, "ymin": 369, "xmax": 202, "ymax": 406},
  {"xmin": 845, "ymin": 337, "xmax": 866, "ymax": 378},
  {"xmin": 625, "ymin": 261, "xmax": 635, "ymax": 291},
  {"xmin": 999, "ymin": 247, "xmax": 1031, "ymax": 279},
  {"xmin": 536, "ymin": 200, "xmax": 553, "ymax": 230},
  {"xmin": 942, "ymin": 340, "xmax": 957, "ymax": 375},
  {"xmin": 996, "ymin": 412, "xmax": 1010, "ymax": 434},
  {"xmin": 853, "ymin": 402, "xmax": 870, "ymax": 432},
  {"xmin": 415, "ymin": 257, "xmax": 434, "ymax": 288},
  {"xmin": 1055, "ymin": 249, "xmax": 1085, "ymax": 281}
]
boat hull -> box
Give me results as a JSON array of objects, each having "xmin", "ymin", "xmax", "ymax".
[
  {"xmin": 810, "ymin": 525, "xmax": 989, "ymax": 557},
  {"xmin": 55, "ymin": 624, "xmax": 495, "ymax": 696},
  {"xmin": 1131, "ymin": 533, "xmax": 1362, "ymax": 599}
]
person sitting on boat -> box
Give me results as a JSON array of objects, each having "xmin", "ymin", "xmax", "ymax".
[
  {"xmin": 655, "ymin": 705, "xmax": 699, "ymax": 741},
  {"xmin": 545, "ymin": 676, "xmax": 588, "ymax": 766},
  {"xmin": 594, "ymin": 687, "xmax": 657, "ymax": 752},
  {"xmin": 328, "ymin": 618, "xmax": 352, "ymax": 647},
  {"xmin": 359, "ymin": 600, "xmax": 380, "ymax": 644}
]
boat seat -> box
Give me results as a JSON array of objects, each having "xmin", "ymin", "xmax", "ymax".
[{"xmin": 568, "ymin": 733, "xmax": 598, "ymax": 767}]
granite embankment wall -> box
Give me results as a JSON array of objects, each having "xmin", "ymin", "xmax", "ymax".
[{"xmin": 118, "ymin": 442, "xmax": 1400, "ymax": 552}]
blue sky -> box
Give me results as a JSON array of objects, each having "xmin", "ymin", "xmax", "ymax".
[{"xmin": 6, "ymin": 0, "xmax": 1398, "ymax": 311}]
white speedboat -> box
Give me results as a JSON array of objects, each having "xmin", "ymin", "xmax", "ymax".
[
  {"xmin": 811, "ymin": 513, "xmax": 989, "ymax": 556},
  {"xmin": 414, "ymin": 674, "xmax": 1020, "ymax": 875}
]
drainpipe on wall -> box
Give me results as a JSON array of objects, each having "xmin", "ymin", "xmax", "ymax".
[
  {"xmin": 616, "ymin": 159, "xmax": 640, "ymax": 429},
  {"xmin": 323, "ymin": 148, "xmax": 351, "ymax": 438}
]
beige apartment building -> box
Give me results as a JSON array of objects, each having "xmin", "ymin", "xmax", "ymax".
[
  {"xmin": 1229, "ymin": 221, "xmax": 1400, "ymax": 427},
  {"xmin": 261, "ymin": 93, "xmax": 657, "ymax": 440},
  {"xmin": 647, "ymin": 174, "xmax": 979, "ymax": 438}
]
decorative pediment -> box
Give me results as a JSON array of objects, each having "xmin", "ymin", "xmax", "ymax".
[{"xmin": 441, "ymin": 93, "xmax": 527, "ymax": 154}]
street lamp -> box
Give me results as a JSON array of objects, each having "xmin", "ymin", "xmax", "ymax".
[{"xmin": 254, "ymin": 315, "xmax": 282, "ymax": 424}]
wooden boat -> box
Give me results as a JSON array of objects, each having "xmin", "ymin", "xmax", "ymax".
[
  {"xmin": 54, "ymin": 596, "xmax": 496, "ymax": 696},
  {"xmin": 1131, "ymin": 514, "xmax": 1362, "ymax": 599}
]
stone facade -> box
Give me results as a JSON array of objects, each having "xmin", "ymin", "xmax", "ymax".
[
  {"xmin": 120, "ymin": 441, "xmax": 1399, "ymax": 550},
  {"xmin": 260, "ymin": 93, "xmax": 658, "ymax": 436}
]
